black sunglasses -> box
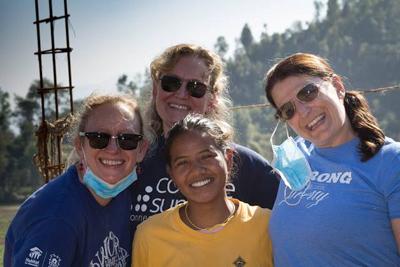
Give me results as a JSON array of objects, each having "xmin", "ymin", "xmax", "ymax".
[
  {"xmin": 79, "ymin": 132, "xmax": 143, "ymax": 150},
  {"xmin": 276, "ymin": 83, "xmax": 320, "ymax": 121},
  {"xmin": 160, "ymin": 75, "xmax": 209, "ymax": 98}
]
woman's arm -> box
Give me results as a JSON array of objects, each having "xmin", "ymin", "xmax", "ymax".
[
  {"xmin": 10, "ymin": 219, "xmax": 77, "ymax": 266},
  {"xmin": 392, "ymin": 218, "xmax": 400, "ymax": 254}
]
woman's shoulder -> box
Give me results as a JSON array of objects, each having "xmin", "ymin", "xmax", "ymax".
[
  {"xmin": 381, "ymin": 137, "xmax": 400, "ymax": 154},
  {"xmin": 367, "ymin": 137, "xmax": 400, "ymax": 163},
  {"xmin": 235, "ymin": 199, "xmax": 271, "ymax": 221},
  {"xmin": 136, "ymin": 203, "xmax": 183, "ymax": 233},
  {"xmin": 16, "ymin": 166, "xmax": 87, "ymax": 225}
]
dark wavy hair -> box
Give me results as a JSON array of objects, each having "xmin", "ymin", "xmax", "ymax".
[{"xmin": 264, "ymin": 53, "xmax": 384, "ymax": 161}]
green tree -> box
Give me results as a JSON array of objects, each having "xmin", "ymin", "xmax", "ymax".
[
  {"xmin": 214, "ymin": 36, "xmax": 229, "ymax": 60},
  {"xmin": 240, "ymin": 23, "xmax": 254, "ymax": 53},
  {"xmin": 0, "ymin": 88, "xmax": 16, "ymax": 202}
]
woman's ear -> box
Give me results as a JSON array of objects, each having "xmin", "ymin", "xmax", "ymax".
[
  {"xmin": 332, "ymin": 74, "xmax": 346, "ymax": 100},
  {"xmin": 74, "ymin": 137, "xmax": 84, "ymax": 158}
]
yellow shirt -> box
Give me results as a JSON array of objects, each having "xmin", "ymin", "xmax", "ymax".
[{"xmin": 132, "ymin": 199, "xmax": 273, "ymax": 267}]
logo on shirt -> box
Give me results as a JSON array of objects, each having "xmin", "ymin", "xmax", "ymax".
[
  {"xmin": 131, "ymin": 176, "xmax": 236, "ymax": 223},
  {"xmin": 48, "ymin": 254, "xmax": 61, "ymax": 267},
  {"xmin": 279, "ymin": 171, "xmax": 353, "ymax": 208},
  {"xmin": 89, "ymin": 231, "xmax": 129, "ymax": 267},
  {"xmin": 233, "ymin": 256, "xmax": 246, "ymax": 266},
  {"xmin": 24, "ymin": 247, "xmax": 43, "ymax": 267}
]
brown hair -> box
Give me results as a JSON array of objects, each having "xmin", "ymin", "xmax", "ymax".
[
  {"xmin": 146, "ymin": 43, "xmax": 231, "ymax": 139},
  {"xmin": 264, "ymin": 53, "xmax": 385, "ymax": 161},
  {"xmin": 73, "ymin": 93, "xmax": 143, "ymax": 136}
]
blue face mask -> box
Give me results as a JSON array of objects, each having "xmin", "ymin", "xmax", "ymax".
[
  {"xmin": 83, "ymin": 167, "xmax": 137, "ymax": 199},
  {"xmin": 270, "ymin": 122, "xmax": 312, "ymax": 191},
  {"xmin": 80, "ymin": 146, "xmax": 138, "ymax": 199}
]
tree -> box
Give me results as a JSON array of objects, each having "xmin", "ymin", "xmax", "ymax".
[
  {"xmin": 240, "ymin": 24, "xmax": 254, "ymax": 52},
  {"xmin": 214, "ymin": 36, "xmax": 229, "ymax": 59},
  {"xmin": 117, "ymin": 74, "xmax": 139, "ymax": 95},
  {"xmin": 0, "ymin": 88, "xmax": 16, "ymax": 202}
]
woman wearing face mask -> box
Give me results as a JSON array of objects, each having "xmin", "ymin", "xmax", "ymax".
[
  {"xmin": 4, "ymin": 94, "xmax": 148, "ymax": 267},
  {"xmin": 132, "ymin": 114, "xmax": 273, "ymax": 266},
  {"xmin": 130, "ymin": 44, "xmax": 279, "ymax": 230},
  {"xmin": 265, "ymin": 53, "xmax": 400, "ymax": 266}
]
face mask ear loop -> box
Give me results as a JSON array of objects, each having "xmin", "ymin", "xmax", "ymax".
[
  {"xmin": 285, "ymin": 123, "xmax": 290, "ymax": 139},
  {"xmin": 80, "ymin": 143, "xmax": 88, "ymax": 171},
  {"xmin": 270, "ymin": 120, "xmax": 280, "ymax": 146}
]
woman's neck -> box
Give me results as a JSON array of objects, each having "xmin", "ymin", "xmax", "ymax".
[
  {"xmin": 75, "ymin": 163, "xmax": 111, "ymax": 206},
  {"xmin": 180, "ymin": 197, "xmax": 237, "ymax": 231}
]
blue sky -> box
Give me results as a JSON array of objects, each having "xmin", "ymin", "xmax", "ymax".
[{"xmin": 0, "ymin": 0, "xmax": 326, "ymax": 101}]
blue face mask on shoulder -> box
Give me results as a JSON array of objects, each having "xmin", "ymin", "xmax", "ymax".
[
  {"xmin": 83, "ymin": 167, "xmax": 137, "ymax": 199},
  {"xmin": 270, "ymin": 122, "xmax": 312, "ymax": 191}
]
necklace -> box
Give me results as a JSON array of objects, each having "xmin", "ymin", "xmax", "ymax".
[{"xmin": 184, "ymin": 200, "xmax": 236, "ymax": 233}]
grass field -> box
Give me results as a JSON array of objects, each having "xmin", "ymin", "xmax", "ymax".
[{"xmin": 0, "ymin": 205, "xmax": 18, "ymax": 264}]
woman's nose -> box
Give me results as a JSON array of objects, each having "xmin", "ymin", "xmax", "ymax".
[
  {"xmin": 175, "ymin": 82, "xmax": 189, "ymax": 98},
  {"xmin": 104, "ymin": 136, "xmax": 119, "ymax": 151},
  {"xmin": 295, "ymin": 100, "xmax": 311, "ymax": 117}
]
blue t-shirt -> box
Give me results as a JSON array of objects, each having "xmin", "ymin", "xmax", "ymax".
[
  {"xmin": 4, "ymin": 166, "xmax": 136, "ymax": 267},
  {"xmin": 269, "ymin": 137, "xmax": 400, "ymax": 266},
  {"xmin": 130, "ymin": 136, "xmax": 279, "ymax": 230}
]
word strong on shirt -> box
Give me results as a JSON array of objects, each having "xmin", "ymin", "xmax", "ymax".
[{"xmin": 311, "ymin": 171, "xmax": 352, "ymax": 184}]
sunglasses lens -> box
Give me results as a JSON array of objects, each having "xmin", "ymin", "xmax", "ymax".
[
  {"xmin": 280, "ymin": 102, "xmax": 296, "ymax": 121},
  {"xmin": 297, "ymin": 83, "xmax": 319, "ymax": 102},
  {"xmin": 86, "ymin": 132, "xmax": 110, "ymax": 149},
  {"xmin": 187, "ymin": 81, "xmax": 207, "ymax": 98},
  {"xmin": 117, "ymin": 134, "xmax": 143, "ymax": 150},
  {"xmin": 160, "ymin": 75, "xmax": 181, "ymax": 92}
]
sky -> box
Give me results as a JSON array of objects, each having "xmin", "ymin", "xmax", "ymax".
[{"xmin": 0, "ymin": 0, "xmax": 326, "ymax": 102}]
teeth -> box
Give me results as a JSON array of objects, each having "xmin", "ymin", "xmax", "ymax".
[
  {"xmin": 307, "ymin": 114, "xmax": 324, "ymax": 129},
  {"xmin": 191, "ymin": 178, "xmax": 211, "ymax": 188},
  {"xmin": 101, "ymin": 159, "xmax": 123, "ymax": 166},
  {"xmin": 169, "ymin": 103, "xmax": 189, "ymax": 110}
]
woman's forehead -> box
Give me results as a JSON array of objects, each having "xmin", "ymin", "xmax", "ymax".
[{"xmin": 86, "ymin": 102, "xmax": 140, "ymax": 130}]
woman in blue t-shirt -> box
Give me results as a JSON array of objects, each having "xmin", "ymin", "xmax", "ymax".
[
  {"xmin": 264, "ymin": 52, "xmax": 400, "ymax": 266},
  {"xmin": 4, "ymin": 94, "xmax": 148, "ymax": 266}
]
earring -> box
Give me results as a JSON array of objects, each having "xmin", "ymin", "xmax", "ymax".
[
  {"xmin": 78, "ymin": 160, "xmax": 85, "ymax": 172},
  {"xmin": 136, "ymin": 162, "xmax": 143, "ymax": 174}
]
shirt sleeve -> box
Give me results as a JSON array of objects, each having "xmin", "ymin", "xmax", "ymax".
[
  {"xmin": 384, "ymin": 153, "xmax": 400, "ymax": 219},
  {"xmin": 11, "ymin": 218, "xmax": 78, "ymax": 267}
]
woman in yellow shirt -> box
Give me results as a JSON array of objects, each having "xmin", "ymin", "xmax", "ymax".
[{"xmin": 132, "ymin": 114, "xmax": 273, "ymax": 267}]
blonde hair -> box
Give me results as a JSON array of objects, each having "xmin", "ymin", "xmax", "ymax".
[{"xmin": 145, "ymin": 43, "xmax": 231, "ymax": 140}]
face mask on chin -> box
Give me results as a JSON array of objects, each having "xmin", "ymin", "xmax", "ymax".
[
  {"xmin": 80, "ymin": 146, "xmax": 138, "ymax": 199},
  {"xmin": 270, "ymin": 121, "xmax": 312, "ymax": 191}
]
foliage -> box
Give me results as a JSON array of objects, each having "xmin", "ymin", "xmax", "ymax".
[
  {"xmin": 0, "ymin": 79, "xmax": 74, "ymax": 203},
  {"xmin": 226, "ymin": 0, "xmax": 400, "ymax": 156},
  {"xmin": 2, "ymin": 0, "xmax": 400, "ymax": 198}
]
